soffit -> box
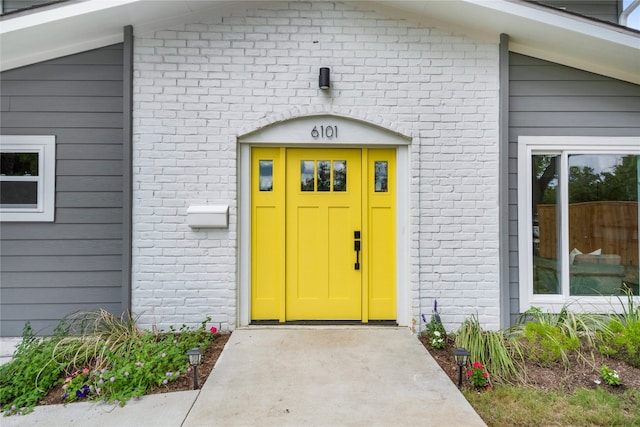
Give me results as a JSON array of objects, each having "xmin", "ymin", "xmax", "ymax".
[{"xmin": 1, "ymin": 0, "xmax": 638, "ymax": 84}]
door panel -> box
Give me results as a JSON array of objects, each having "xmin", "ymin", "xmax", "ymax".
[
  {"xmin": 251, "ymin": 148, "xmax": 285, "ymax": 320},
  {"xmin": 285, "ymin": 148, "xmax": 362, "ymax": 320},
  {"xmin": 367, "ymin": 149, "xmax": 396, "ymax": 320}
]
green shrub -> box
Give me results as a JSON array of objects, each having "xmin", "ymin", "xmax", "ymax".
[
  {"xmin": 455, "ymin": 315, "xmax": 525, "ymax": 383},
  {"xmin": 598, "ymin": 290, "xmax": 640, "ymax": 368},
  {"xmin": 514, "ymin": 305, "xmax": 612, "ymax": 368},
  {"xmin": 523, "ymin": 322, "xmax": 580, "ymax": 367},
  {"xmin": 0, "ymin": 323, "xmax": 68, "ymax": 416},
  {"xmin": 1, "ymin": 312, "xmax": 218, "ymax": 416}
]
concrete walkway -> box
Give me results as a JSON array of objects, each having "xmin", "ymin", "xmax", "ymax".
[{"xmin": 3, "ymin": 327, "xmax": 486, "ymax": 427}]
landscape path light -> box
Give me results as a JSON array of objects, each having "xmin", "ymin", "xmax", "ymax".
[
  {"xmin": 187, "ymin": 347, "xmax": 202, "ymax": 390},
  {"xmin": 454, "ymin": 347, "xmax": 470, "ymax": 389}
]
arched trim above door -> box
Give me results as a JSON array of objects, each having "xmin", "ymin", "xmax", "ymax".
[
  {"xmin": 238, "ymin": 113, "xmax": 412, "ymax": 146},
  {"xmin": 237, "ymin": 111, "xmax": 411, "ymax": 328}
]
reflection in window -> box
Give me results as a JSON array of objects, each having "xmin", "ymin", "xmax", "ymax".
[
  {"xmin": 0, "ymin": 152, "xmax": 40, "ymax": 208},
  {"xmin": 532, "ymin": 153, "xmax": 639, "ymax": 297},
  {"xmin": 1, "ymin": 153, "xmax": 38, "ymax": 176},
  {"xmin": 317, "ymin": 161, "xmax": 330, "ymax": 192},
  {"xmin": 568, "ymin": 154, "xmax": 638, "ymax": 296},
  {"xmin": 301, "ymin": 161, "xmax": 314, "ymax": 191},
  {"xmin": 375, "ymin": 161, "xmax": 388, "ymax": 192},
  {"xmin": 333, "ymin": 161, "xmax": 346, "ymax": 192},
  {"xmin": 259, "ymin": 160, "xmax": 273, "ymax": 191},
  {"xmin": 532, "ymin": 154, "xmax": 560, "ymax": 294}
]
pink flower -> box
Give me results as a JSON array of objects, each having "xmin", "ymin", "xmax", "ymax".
[
  {"xmin": 62, "ymin": 384, "xmax": 68, "ymax": 390},
  {"xmin": 485, "ymin": 385, "xmax": 491, "ymax": 391},
  {"xmin": 467, "ymin": 370, "xmax": 473, "ymax": 377},
  {"xmin": 163, "ymin": 379, "xmax": 168, "ymax": 385},
  {"xmin": 210, "ymin": 326, "xmax": 218, "ymax": 334},
  {"xmin": 82, "ymin": 368, "xmax": 90, "ymax": 375},
  {"xmin": 472, "ymin": 361, "xmax": 483, "ymax": 369},
  {"xmin": 64, "ymin": 377, "xmax": 73, "ymax": 383}
]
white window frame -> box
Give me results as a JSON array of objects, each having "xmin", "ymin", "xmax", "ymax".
[
  {"xmin": 0, "ymin": 135, "xmax": 56, "ymax": 222},
  {"xmin": 518, "ymin": 136, "xmax": 640, "ymax": 314}
]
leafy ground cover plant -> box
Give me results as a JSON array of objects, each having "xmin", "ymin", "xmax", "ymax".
[
  {"xmin": 0, "ymin": 323, "xmax": 67, "ymax": 416},
  {"xmin": 420, "ymin": 300, "xmax": 447, "ymax": 349},
  {"xmin": 0, "ymin": 311, "xmax": 219, "ymax": 416},
  {"xmin": 600, "ymin": 365, "xmax": 621, "ymax": 386}
]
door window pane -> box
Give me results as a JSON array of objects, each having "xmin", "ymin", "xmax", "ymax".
[
  {"xmin": 532, "ymin": 154, "xmax": 561, "ymax": 295},
  {"xmin": 259, "ymin": 160, "xmax": 273, "ymax": 191},
  {"xmin": 374, "ymin": 161, "xmax": 388, "ymax": 192},
  {"xmin": 317, "ymin": 161, "xmax": 331, "ymax": 192},
  {"xmin": 568, "ymin": 154, "xmax": 638, "ymax": 296},
  {"xmin": 301, "ymin": 161, "xmax": 314, "ymax": 191},
  {"xmin": 333, "ymin": 160, "xmax": 346, "ymax": 192}
]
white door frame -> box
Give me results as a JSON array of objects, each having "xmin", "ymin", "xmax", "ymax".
[{"xmin": 237, "ymin": 114, "xmax": 412, "ymax": 326}]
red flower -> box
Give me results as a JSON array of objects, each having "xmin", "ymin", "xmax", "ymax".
[
  {"xmin": 210, "ymin": 326, "xmax": 218, "ymax": 334},
  {"xmin": 467, "ymin": 370, "xmax": 473, "ymax": 377}
]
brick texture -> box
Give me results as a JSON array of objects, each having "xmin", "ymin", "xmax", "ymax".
[{"xmin": 132, "ymin": 1, "xmax": 500, "ymax": 333}]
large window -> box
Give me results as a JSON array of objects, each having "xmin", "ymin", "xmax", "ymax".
[
  {"xmin": 0, "ymin": 135, "xmax": 56, "ymax": 222},
  {"xmin": 518, "ymin": 137, "xmax": 639, "ymax": 312}
]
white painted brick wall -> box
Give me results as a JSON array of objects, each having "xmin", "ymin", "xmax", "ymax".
[{"xmin": 132, "ymin": 1, "xmax": 500, "ymax": 333}]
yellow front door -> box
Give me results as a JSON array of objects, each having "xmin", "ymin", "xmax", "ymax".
[
  {"xmin": 285, "ymin": 148, "xmax": 362, "ymax": 320},
  {"xmin": 250, "ymin": 147, "xmax": 396, "ymax": 322}
]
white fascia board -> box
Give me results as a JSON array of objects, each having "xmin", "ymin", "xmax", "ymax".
[
  {"xmin": 0, "ymin": 0, "xmax": 229, "ymax": 71},
  {"xmin": 0, "ymin": 0, "xmax": 137, "ymax": 33},
  {"xmin": 375, "ymin": 0, "xmax": 640, "ymax": 84}
]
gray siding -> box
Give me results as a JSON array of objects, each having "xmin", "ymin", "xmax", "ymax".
[
  {"xmin": 532, "ymin": 0, "xmax": 621, "ymax": 24},
  {"xmin": 508, "ymin": 53, "xmax": 640, "ymax": 325},
  {"xmin": 0, "ymin": 44, "xmax": 124, "ymax": 336}
]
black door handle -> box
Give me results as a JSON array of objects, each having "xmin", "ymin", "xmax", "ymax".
[{"xmin": 354, "ymin": 231, "xmax": 361, "ymax": 270}]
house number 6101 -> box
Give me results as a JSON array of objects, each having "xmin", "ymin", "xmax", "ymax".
[{"xmin": 311, "ymin": 125, "xmax": 338, "ymax": 139}]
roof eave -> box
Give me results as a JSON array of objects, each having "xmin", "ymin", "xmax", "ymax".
[{"xmin": 1, "ymin": 0, "xmax": 638, "ymax": 84}]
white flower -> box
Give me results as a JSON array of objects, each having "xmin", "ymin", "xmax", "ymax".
[{"xmin": 433, "ymin": 331, "xmax": 441, "ymax": 337}]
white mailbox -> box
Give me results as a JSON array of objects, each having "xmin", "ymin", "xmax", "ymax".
[{"xmin": 187, "ymin": 205, "xmax": 229, "ymax": 229}]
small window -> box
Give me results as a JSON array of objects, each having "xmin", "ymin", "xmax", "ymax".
[
  {"xmin": 374, "ymin": 161, "xmax": 388, "ymax": 192},
  {"xmin": 0, "ymin": 136, "xmax": 56, "ymax": 222},
  {"xmin": 259, "ymin": 160, "xmax": 273, "ymax": 191},
  {"xmin": 333, "ymin": 160, "xmax": 346, "ymax": 192}
]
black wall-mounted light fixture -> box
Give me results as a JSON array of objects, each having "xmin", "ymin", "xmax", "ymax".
[{"xmin": 319, "ymin": 67, "xmax": 330, "ymax": 89}]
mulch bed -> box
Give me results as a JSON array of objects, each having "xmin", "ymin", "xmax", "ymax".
[
  {"xmin": 40, "ymin": 331, "xmax": 638, "ymax": 406},
  {"xmin": 418, "ymin": 335, "xmax": 640, "ymax": 394},
  {"xmin": 40, "ymin": 333, "xmax": 230, "ymax": 405}
]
